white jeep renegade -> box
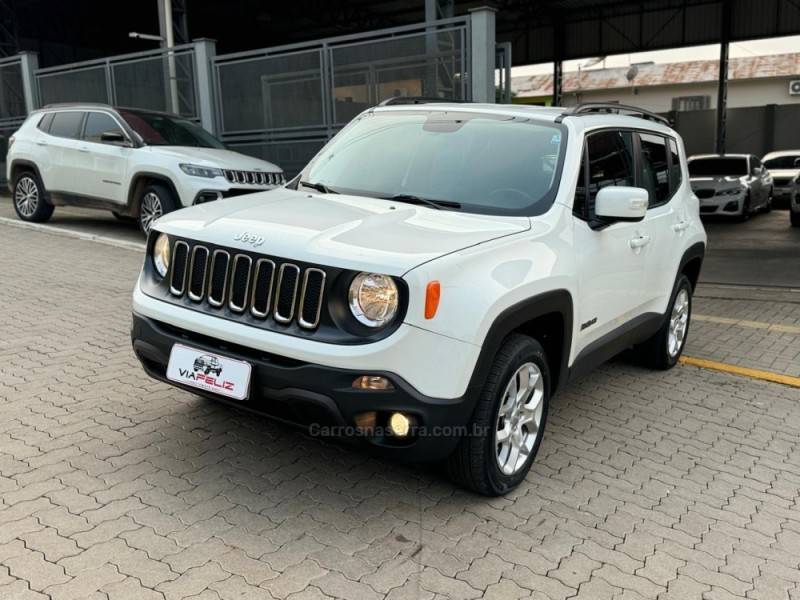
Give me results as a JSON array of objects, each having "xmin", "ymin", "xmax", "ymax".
[
  {"xmin": 6, "ymin": 103, "xmax": 284, "ymax": 234},
  {"xmin": 131, "ymin": 100, "xmax": 706, "ymax": 496}
]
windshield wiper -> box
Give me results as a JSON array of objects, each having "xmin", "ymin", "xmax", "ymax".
[
  {"xmin": 385, "ymin": 194, "xmax": 461, "ymax": 211},
  {"xmin": 299, "ymin": 180, "xmax": 338, "ymax": 194}
]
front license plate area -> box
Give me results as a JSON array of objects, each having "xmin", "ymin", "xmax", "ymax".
[{"xmin": 166, "ymin": 343, "xmax": 252, "ymax": 401}]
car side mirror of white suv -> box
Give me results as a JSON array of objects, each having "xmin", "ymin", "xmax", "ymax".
[
  {"xmin": 594, "ymin": 186, "xmax": 649, "ymax": 227},
  {"xmin": 101, "ymin": 130, "xmax": 131, "ymax": 146}
]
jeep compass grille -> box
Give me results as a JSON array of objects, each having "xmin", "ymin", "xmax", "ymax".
[
  {"xmin": 223, "ymin": 170, "xmax": 284, "ymax": 186},
  {"xmin": 167, "ymin": 241, "xmax": 326, "ymax": 330}
]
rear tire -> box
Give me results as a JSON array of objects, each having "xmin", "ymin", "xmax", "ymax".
[
  {"xmin": 138, "ymin": 183, "xmax": 178, "ymax": 235},
  {"xmin": 635, "ymin": 275, "xmax": 692, "ymax": 370},
  {"xmin": 446, "ymin": 334, "xmax": 549, "ymax": 496},
  {"xmin": 12, "ymin": 171, "xmax": 54, "ymax": 223}
]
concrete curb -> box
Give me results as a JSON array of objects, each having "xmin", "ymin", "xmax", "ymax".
[{"xmin": 0, "ymin": 216, "xmax": 146, "ymax": 253}]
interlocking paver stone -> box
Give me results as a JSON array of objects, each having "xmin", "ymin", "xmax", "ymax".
[{"xmin": 3, "ymin": 215, "xmax": 800, "ymax": 599}]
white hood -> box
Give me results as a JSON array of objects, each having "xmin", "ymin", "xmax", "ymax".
[
  {"xmin": 145, "ymin": 146, "xmax": 281, "ymax": 172},
  {"xmin": 154, "ymin": 189, "xmax": 531, "ymax": 275}
]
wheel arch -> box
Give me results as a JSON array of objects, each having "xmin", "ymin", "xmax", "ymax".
[
  {"xmin": 9, "ymin": 159, "xmax": 45, "ymax": 193},
  {"xmin": 678, "ymin": 242, "xmax": 705, "ymax": 291},
  {"xmin": 127, "ymin": 172, "xmax": 180, "ymax": 217},
  {"xmin": 468, "ymin": 290, "xmax": 573, "ymax": 399}
]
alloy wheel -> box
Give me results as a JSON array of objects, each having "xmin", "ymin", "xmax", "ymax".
[
  {"xmin": 667, "ymin": 288, "xmax": 690, "ymax": 358},
  {"xmin": 495, "ymin": 362, "xmax": 545, "ymax": 476},
  {"xmin": 140, "ymin": 192, "xmax": 163, "ymax": 233},
  {"xmin": 15, "ymin": 176, "xmax": 39, "ymax": 218}
]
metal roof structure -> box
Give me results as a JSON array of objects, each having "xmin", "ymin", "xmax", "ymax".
[{"xmin": 8, "ymin": 1, "xmax": 800, "ymax": 67}]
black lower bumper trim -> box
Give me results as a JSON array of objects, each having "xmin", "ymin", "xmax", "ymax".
[{"xmin": 131, "ymin": 313, "xmax": 473, "ymax": 461}]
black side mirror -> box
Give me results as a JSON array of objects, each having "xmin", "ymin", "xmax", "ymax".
[{"xmin": 100, "ymin": 130, "xmax": 128, "ymax": 145}]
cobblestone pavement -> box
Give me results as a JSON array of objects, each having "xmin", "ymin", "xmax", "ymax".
[
  {"xmin": 690, "ymin": 287, "xmax": 800, "ymax": 378},
  {"xmin": 2, "ymin": 223, "xmax": 800, "ymax": 600}
]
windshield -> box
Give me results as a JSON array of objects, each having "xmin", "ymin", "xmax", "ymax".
[
  {"xmin": 763, "ymin": 155, "xmax": 800, "ymax": 169},
  {"xmin": 689, "ymin": 157, "xmax": 748, "ymax": 177},
  {"xmin": 301, "ymin": 110, "xmax": 567, "ymax": 215},
  {"xmin": 119, "ymin": 110, "xmax": 225, "ymax": 149}
]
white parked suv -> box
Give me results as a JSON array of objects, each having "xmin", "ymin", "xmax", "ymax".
[
  {"xmin": 131, "ymin": 100, "xmax": 706, "ymax": 495},
  {"xmin": 6, "ymin": 103, "xmax": 284, "ymax": 234}
]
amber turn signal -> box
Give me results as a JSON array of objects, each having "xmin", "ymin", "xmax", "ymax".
[{"xmin": 425, "ymin": 281, "xmax": 441, "ymax": 319}]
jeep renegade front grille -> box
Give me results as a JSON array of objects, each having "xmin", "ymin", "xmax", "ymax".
[
  {"xmin": 223, "ymin": 170, "xmax": 284, "ymax": 186},
  {"xmin": 168, "ymin": 242, "xmax": 326, "ymax": 330}
]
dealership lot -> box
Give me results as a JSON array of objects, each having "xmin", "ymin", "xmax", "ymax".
[{"xmin": 1, "ymin": 205, "xmax": 800, "ymax": 599}]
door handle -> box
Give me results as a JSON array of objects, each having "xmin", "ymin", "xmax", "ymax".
[
  {"xmin": 78, "ymin": 147, "xmax": 90, "ymax": 153},
  {"xmin": 629, "ymin": 234, "xmax": 651, "ymax": 249},
  {"xmin": 672, "ymin": 220, "xmax": 690, "ymax": 232},
  {"xmin": 35, "ymin": 141, "xmax": 48, "ymax": 146}
]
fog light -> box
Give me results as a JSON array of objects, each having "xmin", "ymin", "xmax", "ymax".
[
  {"xmin": 354, "ymin": 411, "xmax": 377, "ymax": 434},
  {"xmin": 389, "ymin": 412, "xmax": 412, "ymax": 437},
  {"xmin": 352, "ymin": 376, "xmax": 393, "ymax": 390},
  {"xmin": 723, "ymin": 201, "xmax": 739, "ymax": 212}
]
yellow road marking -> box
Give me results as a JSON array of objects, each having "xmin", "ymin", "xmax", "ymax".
[
  {"xmin": 679, "ymin": 356, "xmax": 800, "ymax": 389},
  {"xmin": 692, "ymin": 313, "xmax": 800, "ymax": 335}
]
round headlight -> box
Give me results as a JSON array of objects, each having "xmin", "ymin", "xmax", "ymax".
[
  {"xmin": 152, "ymin": 233, "xmax": 170, "ymax": 278},
  {"xmin": 348, "ymin": 273, "xmax": 399, "ymax": 328}
]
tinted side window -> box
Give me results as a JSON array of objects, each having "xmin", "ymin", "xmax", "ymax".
[
  {"xmin": 750, "ymin": 156, "xmax": 762, "ymax": 174},
  {"xmin": 639, "ymin": 133, "xmax": 669, "ymax": 207},
  {"xmin": 37, "ymin": 113, "xmax": 55, "ymax": 132},
  {"xmin": 583, "ymin": 130, "xmax": 635, "ymax": 219},
  {"xmin": 84, "ymin": 112, "xmax": 123, "ymax": 143},
  {"xmin": 668, "ymin": 138, "xmax": 682, "ymax": 193},
  {"xmin": 49, "ymin": 112, "xmax": 85, "ymax": 139}
]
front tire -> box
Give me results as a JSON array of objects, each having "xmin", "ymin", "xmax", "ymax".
[
  {"xmin": 636, "ymin": 275, "xmax": 692, "ymax": 370},
  {"xmin": 791, "ymin": 209, "xmax": 800, "ymax": 228},
  {"xmin": 447, "ymin": 334, "xmax": 549, "ymax": 496},
  {"xmin": 138, "ymin": 183, "xmax": 178, "ymax": 235},
  {"xmin": 13, "ymin": 171, "xmax": 54, "ymax": 223},
  {"xmin": 738, "ymin": 193, "xmax": 751, "ymax": 222}
]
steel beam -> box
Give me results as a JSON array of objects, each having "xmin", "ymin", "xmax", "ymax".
[
  {"xmin": 715, "ymin": 0, "xmax": 731, "ymax": 154},
  {"xmin": 469, "ymin": 6, "xmax": 497, "ymax": 103}
]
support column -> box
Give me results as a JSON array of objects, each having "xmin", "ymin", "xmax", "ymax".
[
  {"xmin": 552, "ymin": 16, "xmax": 564, "ymax": 106},
  {"xmin": 469, "ymin": 6, "xmax": 497, "ymax": 103},
  {"xmin": 193, "ymin": 38, "xmax": 217, "ymax": 134},
  {"xmin": 424, "ymin": 0, "xmax": 454, "ymax": 98},
  {"xmin": 18, "ymin": 51, "xmax": 39, "ymax": 112},
  {"xmin": 715, "ymin": 0, "xmax": 731, "ymax": 155}
]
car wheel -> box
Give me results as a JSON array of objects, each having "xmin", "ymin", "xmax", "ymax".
[
  {"xmin": 13, "ymin": 171, "xmax": 54, "ymax": 223},
  {"xmin": 138, "ymin": 183, "xmax": 177, "ymax": 235},
  {"xmin": 635, "ymin": 275, "xmax": 692, "ymax": 370},
  {"xmin": 738, "ymin": 193, "xmax": 751, "ymax": 222},
  {"xmin": 447, "ymin": 334, "xmax": 549, "ymax": 496},
  {"xmin": 791, "ymin": 209, "xmax": 800, "ymax": 228},
  {"xmin": 763, "ymin": 189, "xmax": 773, "ymax": 213}
]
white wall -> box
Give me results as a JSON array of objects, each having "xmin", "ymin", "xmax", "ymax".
[{"xmin": 560, "ymin": 77, "xmax": 800, "ymax": 112}]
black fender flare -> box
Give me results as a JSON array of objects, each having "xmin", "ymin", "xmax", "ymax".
[
  {"xmin": 676, "ymin": 241, "xmax": 706, "ymax": 289},
  {"xmin": 126, "ymin": 172, "xmax": 181, "ymax": 216},
  {"xmin": 464, "ymin": 289, "xmax": 574, "ymax": 409},
  {"xmin": 9, "ymin": 160, "xmax": 47, "ymax": 197}
]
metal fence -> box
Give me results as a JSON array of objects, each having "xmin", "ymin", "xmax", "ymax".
[
  {"xmin": 36, "ymin": 44, "xmax": 200, "ymax": 119},
  {"xmin": 672, "ymin": 104, "xmax": 800, "ymax": 157},
  {"xmin": 0, "ymin": 54, "xmax": 28, "ymax": 184},
  {"xmin": 214, "ymin": 17, "xmax": 470, "ymax": 176}
]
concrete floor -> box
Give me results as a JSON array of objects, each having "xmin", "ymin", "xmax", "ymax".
[
  {"xmin": 1, "ymin": 194, "xmax": 798, "ymax": 288},
  {"xmin": 701, "ymin": 209, "xmax": 800, "ymax": 289}
]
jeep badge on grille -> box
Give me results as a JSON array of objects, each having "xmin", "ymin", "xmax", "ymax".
[{"xmin": 234, "ymin": 232, "xmax": 264, "ymax": 247}]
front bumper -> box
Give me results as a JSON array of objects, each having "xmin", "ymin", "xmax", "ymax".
[
  {"xmin": 698, "ymin": 195, "xmax": 744, "ymax": 216},
  {"xmin": 131, "ymin": 313, "xmax": 473, "ymax": 460},
  {"xmin": 176, "ymin": 177, "xmax": 278, "ymax": 207}
]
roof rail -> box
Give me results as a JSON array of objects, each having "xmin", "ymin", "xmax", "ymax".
[
  {"xmin": 555, "ymin": 102, "xmax": 670, "ymax": 126},
  {"xmin": 378, "ymin": 96, "xmax": 463, "ymax": 107},
  {"xmin": 43, "ymin": 102, "xmax": 114, "ymax": 109}
]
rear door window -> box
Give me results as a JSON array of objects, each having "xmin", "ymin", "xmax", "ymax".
[
  {"xmin": 48, "ymin": 111, "xmax": 85, "ymax": 139},
  {"xmin": 37, "ymin": 113, "xmax": 55, "ymax": 132}
]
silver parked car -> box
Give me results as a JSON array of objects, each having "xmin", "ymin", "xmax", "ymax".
[
  {"xmin": 762, "ymin": 150, "xmax": 800, "ymax": 225},
  {"xmin": 689, "ymin": 154, "xmax": 773, "ymax": 220}
]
